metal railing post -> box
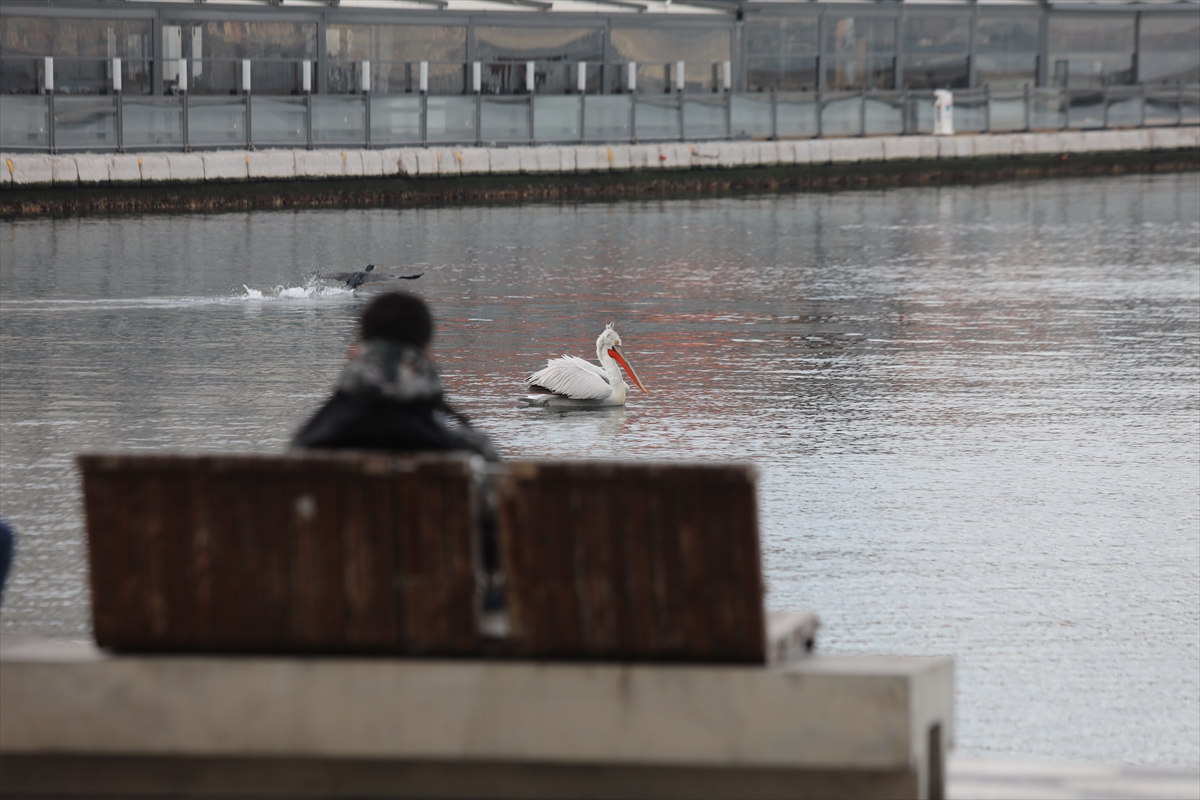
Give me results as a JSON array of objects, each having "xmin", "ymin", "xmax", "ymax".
[
  {"xmin": 902, "ymin": 89, "xmax": 909, "ymax": 135},
  {"xmin": 1024, "ymin": 83, "xmax": 1031, "ymax": 131},
  {"xmin": 725, "ymin": 88, "xmax": 732, "ymax": 141},
  {"xmin": 182, "ymin": 92, "xmax": 189, "ymax": 152},
  {"xmin": 364, "ymin": 94, "xmax": 371, "ymax": 149},
  {"xmin": 1062, "ymin": 88, "xmax": 1070, "ymax": 130},
  {"xmin": 678, "ymin": 92, "xmax": 685, "ymax": 142},
  {"xmin": 859, "ymin": 87, "xmax": 866, "ymax": 137},
  {"xmin": 306, "ymin": 94, "xmax": 313, "ymax": 150},
  {"xmin": 1139, "ymin": 84, "xmax": 1146, "ymax": 127},
  {"xmin": 116, "ymin": 93, "xmax": 124, "ymax": 153},
  {"xmin": 47, "ymin": 93, "xmax": 56, "ymax": 154},
  {"xmin": 243, "ymin": 59, "xmax": 253, "ymax": 151},
  {"xmin": 816, "ymin": 89, "xmax": 823, "ymax": 139},
  {"xmin": 631, "ymin": 93, "xmax": 637, "ymax": 144},
  {"xmin": 420, "ymin": 92, "xmax": 427, "ymax": 146},
  {"xmin": 984, "ymin": 85, "xmax": 991, "ymax": 134},
  {"xmin": 114, "ymin": 57, "xmax": 124, "ymax": 153},
  {"xmin": 579, "ymin": 94, "xmax": 586, "ymax": 145},
  {"xmin": 770, "ymin": 88, "xmax": 778, "ymax": 140}
]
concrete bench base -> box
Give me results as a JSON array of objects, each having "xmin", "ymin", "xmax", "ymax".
[
  {"xmin": 0, "ymin": 636, "xmax": 953, "ymax": 799},
  {"xmin": 0, "ymin": 754, "xmax": 922, "ymax": 800}
]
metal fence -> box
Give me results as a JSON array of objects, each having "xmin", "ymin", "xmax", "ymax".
[{"xmin": 2, "ymin": 85, "xmax": 1197, "ymax": 153}]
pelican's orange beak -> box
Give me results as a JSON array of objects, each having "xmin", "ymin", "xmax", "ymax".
[{"xmin": 609, "ymin": 345, "xmax": 648, "ymax": 394}]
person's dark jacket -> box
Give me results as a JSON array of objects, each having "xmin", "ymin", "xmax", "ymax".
[{"xmin": 292, "ymin": 340, "xmax": 498, "ymax": 461}]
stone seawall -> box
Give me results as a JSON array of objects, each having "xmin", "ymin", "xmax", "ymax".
[{"xmin": 2, "ymin": 127, "xmax": 1197, "ymax": 218}]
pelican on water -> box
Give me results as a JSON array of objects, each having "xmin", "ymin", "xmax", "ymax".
[
  {"xmin": 318, "ymin": 264, "xmax": 423, "ymax": 289},
  {"xmin": 523, "ymin": 324, "xmax": 649, "ymax": 407}
]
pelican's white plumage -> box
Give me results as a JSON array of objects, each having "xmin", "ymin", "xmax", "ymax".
[{"xmin": 523, "ymin": 324, "xmax": 648, "ymax": 407}]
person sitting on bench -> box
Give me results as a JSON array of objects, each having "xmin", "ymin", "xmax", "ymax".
[{"xmin": 292, "ymin": 293, "xmax": 503, "ymax": 608}]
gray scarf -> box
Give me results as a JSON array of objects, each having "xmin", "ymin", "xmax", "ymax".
[{"xmin": 337, "ymin": 340, "xmax": 443, "ymax": 404}]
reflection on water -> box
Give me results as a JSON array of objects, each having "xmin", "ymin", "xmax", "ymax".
[{"xmin": 1, "ymin": 174, "xmax": 1198, "ymax": 767}]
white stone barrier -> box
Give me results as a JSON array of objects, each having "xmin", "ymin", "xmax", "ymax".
[
  {"xmin": 2, "ymin": 128, "xmax": 1196, "ymax": 188},
  {"xmin": 0, "ymin": 635, "xmax": 953, "ymax": 799}
]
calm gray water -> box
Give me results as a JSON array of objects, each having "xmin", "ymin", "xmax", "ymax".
[{"xmin": 2, "ymin": 174, "xmax": 1198, "ymax": 767}]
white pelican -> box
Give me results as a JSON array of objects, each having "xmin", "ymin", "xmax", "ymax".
[{"xmin": 522, "ymin": 323, "xmax": 649, "ymax": 407}]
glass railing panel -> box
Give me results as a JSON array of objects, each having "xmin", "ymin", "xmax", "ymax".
[
  {"xmin": 635, "ymin": 95, "xmax": 680, "ymax": 141},
  {"xmin": 682, "ymin": 95, "xmax": 727, "ymax": 139},
  {"xmin": 533, "ymin": 96, "xmax": 581, "ymax": 142},
  {"xmin": 583, "ymin": 95, "xmax": 631, "ymax": 142},
  {"xmin": 0, "ymin": 95, "xmax": 50, "ymax": 150},
  {"xmin": 905, "ymin": 91, "xmax": 936, "ymax": 134},
  {"xmin": 427, "ymin": 96, "xmax": 476, "ymax": 143},
  {"xmin": 988, "ymin": 91, "xmax": 1026, "ymax": 132},
  {"xmin": 731, "ymin": 94, "xmax": 773, "ymax": 139},
  {"xmin": 251, "ymin": 61, "xmax": 303, "ymax": 96},
  {"xmin": 480, "ymin": 96, "xmax": 529, "ymax": 144},
  {"xmin": 776, "ymin": 92, "xmax": 818, "ymax": 138},
  {"xmin": 864, "ymin": 92, "xmax": 903, "ymax": 135},
  {"xmin": 188, "ymin": 61, "xmax": 239, "ymax": 96},
  {"xmin": 54, "ymin": 96, "xmax": 118, "ymax": 150},
  {"xmin": 1, "ymin": 57, "xmax": 41, "ymax": 95},
  {"xmin": 820, "ymin": 93, "xmax": 862, "ymax": 137},
  {"xmin": 1029, "ymin": 88, "xmax": 1066, "ymax": 130},
  {"xmin": 952, "ymin": 90, "xmax": 988, "ymax": 133},
  {"xmin": 311, "ymin": 95, "xmax": 366, "ymax": 146},
  {"xmin": 1142, "ymin": 89, "xmax": 1180, "ymax": 126},
  {"xmin": 188, "ymin": 97, "xmax": 248, "ymax": 148},
  {"xmin": 1104, "ymin": 87, "xmax": 1142, "ymax": 128},
  {"xmin": 1182, "ymin": 87, "xmax": 1200, "ymax": 125},
  {"xmin": 371, "ymin": 95, "xmax": 422, "ymax": 145},
  {"xmin": 251, "ymin": 96, "xmax": 307, "ymax": 147},
  {"xmin": 1066, "ymin": 89, "xmax": 1105, "ymax": 129},
  {"xmin": 122, "ymin": 97, "xmax": 183, "ymax": 149}
]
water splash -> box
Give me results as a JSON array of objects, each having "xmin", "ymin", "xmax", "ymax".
[{"xmin": 241, "ymin": 274, "xmax": 353, "ymax": 301}]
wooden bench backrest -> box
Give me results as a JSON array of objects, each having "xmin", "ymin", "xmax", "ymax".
[
  {"xmin": 495, "ymin": 461, "xmax": 766, "ymax": 663},
  {"xmin": 79, "ymin": 452, "xmax": 480, "ymax": 655}
]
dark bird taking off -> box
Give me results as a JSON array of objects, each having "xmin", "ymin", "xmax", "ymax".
[{"xmin": 318, "ymin": 264, "xmax": 423, "ymax": 289}]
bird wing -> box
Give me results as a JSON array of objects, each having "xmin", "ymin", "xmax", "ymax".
[
  {"xmin": 318, "ymin": 272, "xmax": 355, "ymax": 281},
  {"xmin": 527, "ymin": 355, "xmax": 612, "ymax": 400},
  {"xmin": 360, "ymin": 272, "xmax": 424, "ymax": 283}
]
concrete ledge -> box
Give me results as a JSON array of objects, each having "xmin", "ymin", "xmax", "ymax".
[
  {"xmin": 0, "ymin": 635, "xmax": 953, "ymax": 799},
  {"xmin": 2, "ymin": 128, "xmax": 1196, "ymax": 189},
  {"xmin": 138, "ymin": 154, "xmax": 171, "ymax": 183},
  {"xmin": 247, "ymin": 150, "xmax": 295, "ymax": 181},
  {"xmin": 76, "ymin": 155, "xmax": 107, "ymax": 184},
  {"xmin": 202, "ymin": 151, "xmax": 249, "ymax": 182}
]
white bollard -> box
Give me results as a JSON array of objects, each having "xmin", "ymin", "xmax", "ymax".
[{"xmin": 934, "ymin": 89, "xmax": 954, "ymax": 136}]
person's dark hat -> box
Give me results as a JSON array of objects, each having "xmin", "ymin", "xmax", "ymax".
[{"xmin": 360, "ymin": 292, "xmax": 433, "ymax": 347}]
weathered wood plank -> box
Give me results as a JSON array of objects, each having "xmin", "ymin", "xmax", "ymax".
[
  {"xmin": 496, "ymin": 461, "xmax": 765, "ymax": 663},
  {"xmin": 78, "ymin": 452, "xmax": 480, "ymax": 655}
]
